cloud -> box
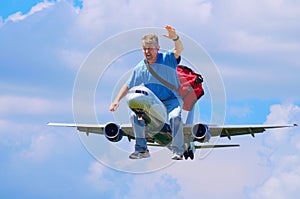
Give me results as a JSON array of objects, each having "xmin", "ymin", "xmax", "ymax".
[
  {"xmin": 249, "ymin": 157, "xmax": 300, "ymax": 199},
  {"xmin": 4, "ymin": 1, "xmax": 55, "ymax": 23},
  {"xmin": 220, "ymin": 30, "xmax": 300, "ymax": 53},
  {"xmin": 82, "ymin": 141, "xmax": 269, "ymax": 199},
  {"xmin": 263, "ymin": 103, "xmax": 300, "ymax": 147},
  {"xmin": 0, "ymin": 119, "xmax": 73, "ymax": 164},
  {"xmin": 0, "ymin": 116, "xmax": 93, "ymax": 199},
  {"xmin": 84, "ymin": 162, "xmax": 112, "ymax": 192},
  {"xmin": 205, "ymin": 1, "xmax": 300, "ymax": 101},
  {"xmin": 248, "ymin": 103, "xmax": 300, "ymax": 198},
  {"xmin": 1, "ymin": 116, "xmax": 72, "ymax": 144},
  {"xmin": 0, "ymin": 95, "xmax": 71, "ymax": 115},
  {"xmin": 210, "ymin": 0, "xmax": 300, "ymax": 52},
  {"xmin": 126, "ymin": 173, "xmax": 182, "ymax": 199},
  {"xmin": 20, "ymin": 132, "xmax": 58, "ymax": 161},
  {"xmin": 265, "ymin": 103, "xmax": 300, "ymax": 125},
  {"xmin": 205, "ymin": 0, "xmax": 300, "ymax": 101},
  {"xmin": 66, "ymin": 0, "xmax": 213, "ymax": 44},
  {"xmin": 84, "ymin": 161, "xmax": 183, "ymax": 198}
]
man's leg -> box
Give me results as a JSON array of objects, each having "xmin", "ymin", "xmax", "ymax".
[
  {"xmin": 129, "ymin": 112, "xmax": 150, "ymax": 159},
  {"xmin": 169, "ymin": 109, "xmax": 185, "ymax": 158},
  {"xmin": 165, "ymin": 98, "xmax": 185, "ymax": 159}
]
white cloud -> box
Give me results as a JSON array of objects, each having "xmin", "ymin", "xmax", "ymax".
[
  {"xmin": 126, "ymin": 173, "xmax": 182, "ymax": 199},
  {"xmin": 84, "ymin": 161, "xmax": 183, "ymax": 198},
  {"xmin": 71, "ymin": 0, "xmax": 213, "ymax": 44},
  {"xmin": 1, "ymin": 118, "xmax": 84, "ymax": 167},
  {"xmin": 83, "ymin": 142, "xmax": 269, "ymax": 199},
  {"xmin": 5, "ymin": 1, "xmax": 55, "ymax": 23},
  {"xmin": 248, "ymin": 103, "xmax": 300, "ymax": 198},
  {"xmin": 0, "ymin": 95, "xmax": 71, "ymax": 115},
  {"xmin": 263, "ymin": 103, "xmax": 300, "ymax": 147},
  {"xmin": 249, "ymin": 161, "xmax": 300, "ymax": 199},
  {"xmin": 221, "ymin": 30, "xmax": 300, "ymax": 53},
  {"xmin": 84, "ymin": 162, "xmax": 111, "ymax": 192},
  {"xmin": 218, "ymin": 56, "xmax": 299, "ymax": 101},
  {"xmin": 20, "ymin": 132, "xmax": 58, "ymax": 161},
  {"xmin": 0, "ymin": 120, "xmax": 54, "ymax": 160},
  {"xmin": 210, "ymin": 0, "xmax": 300, "ymax": 52},
  {"xmin": 265, "ymin": 103, "xmax": 300, "ymax": 125}
]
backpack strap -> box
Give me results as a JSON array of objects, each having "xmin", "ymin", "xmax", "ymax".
[{"xmin": 144, "ymin": 59, "xmax": 176, "ymax": 91}]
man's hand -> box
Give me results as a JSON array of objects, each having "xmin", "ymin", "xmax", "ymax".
[
  {"xmin": 162, "ymin": 25, "xmax": 183, "ymax": 58},
  {"xmin": 162, "ymin": 25, "xmax": 178, "ymax": 40},
  {"xmin": 109, "ymin": 101, "xmax": 119, "ymax": 112}
]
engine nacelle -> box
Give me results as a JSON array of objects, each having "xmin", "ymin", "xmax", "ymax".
[
  {"xmin": 104, "ymin": 123, "xmax": 123, "ymax": 142},
  {"xmin": 192, "ymin": 124, "xmax": 211, "ymax": 143}
]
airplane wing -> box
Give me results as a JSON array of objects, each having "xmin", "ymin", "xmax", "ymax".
[
  {"xmin": 207, "ymin": 123, "xmax": 297, "ymax": 140},
  {"xmin": 48, "ymin": 122, "xmax": 297, "ymax": 142},
  {"xmin": 48, "ymin": 122, "xmax": 297, "ymax": 160},
  {"xmin": 48, "ymin": 122, "xmax": 136, "ymax": 140}
]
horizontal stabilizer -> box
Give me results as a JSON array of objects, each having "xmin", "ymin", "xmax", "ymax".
[
  {"xmin": 194, "ymin": 143, "xmax": 240, "ymax": 149},
  {"xmin": 147, "ymin": 143, "xmax": 240, "ymax": 148},
  {"xmin": 147, "ymin": 143, "xmax": 164, "ymax": 147}
]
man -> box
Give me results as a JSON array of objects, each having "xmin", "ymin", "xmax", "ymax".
[{"xmin": 110, "ymin": 25, "xmax": 185, "ymax": 160}]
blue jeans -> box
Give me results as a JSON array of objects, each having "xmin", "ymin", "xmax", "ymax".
[{"xmin": 130, "ymin": 97, "xmax": 185, "ymax": 155}]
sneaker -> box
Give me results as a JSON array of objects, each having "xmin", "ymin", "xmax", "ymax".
[
  {"xmin": 129, "ymin": 150, "xmax": 150, "ymax": 159},
  {"xmin": 172, "ymin": 153, "xmax": 183, "ymax": 160}
]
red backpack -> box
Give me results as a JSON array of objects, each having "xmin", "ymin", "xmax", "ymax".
[
  {"xmin": 145, "ymin": 60, "xmax": 204, "ymax": 111},
  {"xmin": 176, "ymin": 65, "xmax": 204, "ymax": 111}
]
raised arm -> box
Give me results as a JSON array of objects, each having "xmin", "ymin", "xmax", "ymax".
[{"xmin": 163, "ymin": 25, "xmax": 184, "ymax": 59}]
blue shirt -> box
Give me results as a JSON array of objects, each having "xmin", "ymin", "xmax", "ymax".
[{"xmin": 127, "ymin": 51, "xmax": 180, "ymax": 101}]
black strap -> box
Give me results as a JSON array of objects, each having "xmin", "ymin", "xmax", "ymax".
[{"xmin": 144, "ymin": 59, "xmax": 176, "ymax": 91}]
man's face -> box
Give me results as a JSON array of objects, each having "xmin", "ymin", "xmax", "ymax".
[{"xmin": 142, "ymin": 42, "xmax": 159, "ymax": 64}]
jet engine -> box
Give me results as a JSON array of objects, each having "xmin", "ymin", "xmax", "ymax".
[
  {"xmin": 192, "ymin": 123, "xmax": 211, "ymax": 143},
  {"xmin": 104, "ymin": 123, "xmax": 123, "ymax": 142}
]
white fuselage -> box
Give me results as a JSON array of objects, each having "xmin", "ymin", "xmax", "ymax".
[{"xmin": 126, "ymin": 85, "xmax": 168, "ymax": 125}]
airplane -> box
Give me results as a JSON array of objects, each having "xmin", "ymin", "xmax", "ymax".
[{"xmin": 48, "ymin": 85, "xmax": 298, "ymax": 160}]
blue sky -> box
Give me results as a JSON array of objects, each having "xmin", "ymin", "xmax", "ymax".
[{"xmin": 1, "ymin": 0, "xmax": 300, "ymax": 198}]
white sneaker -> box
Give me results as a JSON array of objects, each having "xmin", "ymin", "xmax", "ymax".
[{"xmin": 172, "ymin": 153, "xmax": 183, "ymax": 160}]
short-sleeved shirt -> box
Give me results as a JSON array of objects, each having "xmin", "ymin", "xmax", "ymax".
[{"xmin": 127, "ymin": 50, "xmax": 180, "ymax": 101}]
